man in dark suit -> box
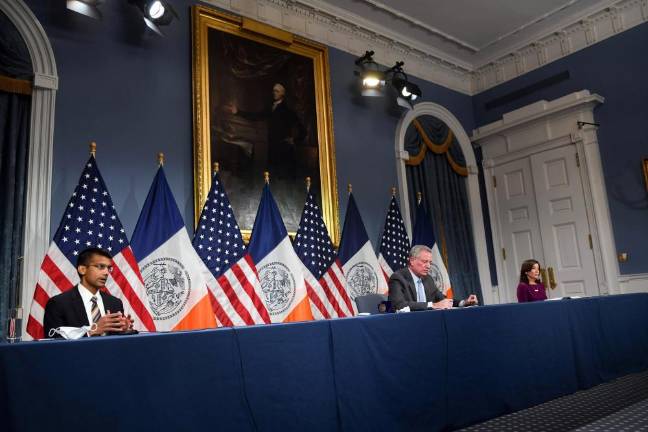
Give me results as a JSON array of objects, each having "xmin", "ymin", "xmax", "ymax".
[
  {"xmin": 44, "ymin": 247, "xmax": 134, "ymax": 338},
  {"xmin": 388, "ymin": 245, "xmax": 478, "ymax": 311}
]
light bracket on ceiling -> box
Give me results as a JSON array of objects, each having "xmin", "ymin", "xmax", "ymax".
[{"xmin": 354, "ymin": 51, "xmax": 422, "ymax": 107}]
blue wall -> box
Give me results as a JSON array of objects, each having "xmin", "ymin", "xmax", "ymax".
[
  {"xmin": 25, "ymin": 0, "xmax": 474, "ymax": 249},
  {"xmin": 472, "ymin": 22, "xmax": 648, "ymax": 275}
]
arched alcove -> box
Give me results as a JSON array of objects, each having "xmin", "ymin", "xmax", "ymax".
[
  {"xmin": 0, "ymin": 0, "xmax": 58, "ymax": 337},
  {"xmin": 394, "ymin": 102, "xmax": 494, "ymax": 304}
]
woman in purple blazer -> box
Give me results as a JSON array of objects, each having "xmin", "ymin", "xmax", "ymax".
[{"xmin": 517, "ymin": 259, "xmax": 547, "ymax": 302}]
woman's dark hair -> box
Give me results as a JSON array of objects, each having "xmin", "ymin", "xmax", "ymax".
[{"xmin": 519, "ymin": 259, "xmax": 541, "ymax": 283}]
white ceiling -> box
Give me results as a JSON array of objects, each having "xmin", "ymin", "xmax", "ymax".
[{"xmin": 307, "ymin": 0, "xmax": 617, "ymax": 67}]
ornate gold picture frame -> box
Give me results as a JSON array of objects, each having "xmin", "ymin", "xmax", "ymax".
[{"xmin": 192, "ymin": 5, "xmax": 339, "ymax": 244}]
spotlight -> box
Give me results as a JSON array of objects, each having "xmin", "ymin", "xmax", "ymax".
[
  {"xmin": 129, "ymin": 0, "xmax": 178, "ymax": 35},
  {"xmin": 392, "ymin": 77, "xmax": 421, "ymax": 101},
  {"xmin": 354, "ymin": 51, "xmax": 385, "ymax": 97},
  {"xmin": 66, "ymin": 0, "xmax": 102, "ymax": 20}
]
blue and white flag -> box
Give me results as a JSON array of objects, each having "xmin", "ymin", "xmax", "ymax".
[
  {"xmin": 246, "ymin": 183, "xmax": 313, "ymax": 323},
  {"xmin": 338, "ymin": 192, "xmax": 388, "ymax": 301},
  {"xmin": 377, "ymin": 195, "xmax": 411, "ymax": 278},
  {"xmin": 131, "ymin": 167, "xmax": 217, "ymax": 331},
  {"xmin": 412, "ymin": 201, "xmax": 452, "ymax": 298}
]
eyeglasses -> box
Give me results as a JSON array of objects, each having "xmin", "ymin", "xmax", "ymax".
[{"xmin": 88, "ymin": 263, "xmax": 114, "ymax": 273}]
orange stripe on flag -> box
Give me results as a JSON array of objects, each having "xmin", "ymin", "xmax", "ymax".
[
  {"xmin": 172, "ymin": 293, "xmax": 216, "ymax": 331},
  {"xmin": 283, "ymin": 296, "xmax": 314, "ymax": 323},
  {"xmin": 445, "ymin": 288, "xmax": 453, "ymax": 299}
]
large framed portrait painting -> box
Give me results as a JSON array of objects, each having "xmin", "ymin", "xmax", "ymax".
[{"xmin": 192, "ymin": 6, "xmax": 339, "ymax": 243}]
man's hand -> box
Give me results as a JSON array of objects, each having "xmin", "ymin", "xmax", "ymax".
[
  {"xmin": 464, "ymin": 294, "xmax": 479, "ymax": 306},
  {"xmin": 89, "ymin": 311, "xmax": 124, "ymax": 336},
  {"xmin": 431, "ymin": 299, "xmax": 453, "ymax": 310},
  {"xmin": 119, "ymin": 313, "xmax": 135, "ymax": 332}
]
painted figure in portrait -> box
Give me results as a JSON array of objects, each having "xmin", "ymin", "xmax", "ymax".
[{"xmin": 208, "ymin": 29, "xmax": 320, "ymax": 233}]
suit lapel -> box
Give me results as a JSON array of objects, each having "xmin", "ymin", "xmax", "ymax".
[
  {"xmin": 72, "ymin": 285, "xmax": 90, "ymax": 326},
  {"xmin": 402, "ymin": 270, "xmax": 417, "ymax": 301}
]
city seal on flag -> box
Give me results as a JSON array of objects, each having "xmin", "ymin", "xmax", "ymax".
[
  {"xmin": 346, "ymin": 262, "xmax": 378, "ymax": 298},
  {"xmin": 141, "ymin": 257, "xmax": 192, "ymax": 321},
  {"xmin": 429, "ymin": 263, "xmax": 445, "ymax": 291},
  {"xmin": 258, "ymin": 262, "xmax": 296, "ymax": 315}
]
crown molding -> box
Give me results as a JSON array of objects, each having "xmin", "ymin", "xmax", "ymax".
[
  {"xmin": 205, "ymin": 0, "xmax": 474, "ymax": 94},
  {"xmin": 472, "ymin": 0, "xmax": 648, "ymax": 93},
  {"xmin": 206, "ymin": 0, "xmax": 647, "ymax": 96}
]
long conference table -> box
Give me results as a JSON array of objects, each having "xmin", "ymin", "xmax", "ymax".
[{"xmin": 2, "ymin": 294, "xmax": 648, "ymax": 432}]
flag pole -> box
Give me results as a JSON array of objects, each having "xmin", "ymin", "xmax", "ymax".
[
  {"xmin": 416, "ymin": 191, "xmax": 422, "ymax": 205},
  {"xmin": 264, "ymin": 171, "xmax": 270, "ymax": 184},
  {"xmin": 347, "ymin": 183, "xmax": 352, "ymax": 194},
  {"xmin": 90, "ymin": 141, "xmax": 97, "ymax": 157},
  {"xmin": 213, "ymin": 162, "xmax": 219, "ymax": 174},
  {"xmin": 158, "ymin": 152, "xmax": 164, "ymax": 167},
  {"xmin": 306, "ymin": 176, "xmax": 311, "ymax": 192},
  {"xmin": 391, "ymin": 187, "xmax": 396, "ymax": 197}
]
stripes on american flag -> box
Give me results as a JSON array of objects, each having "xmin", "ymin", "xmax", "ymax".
[
  {"xmin": 192, "ymin": 172, "xmax": 270, "ymax": 326},
  {"xmin": 294, "ymin": 191, "xmax": 355, "ymax": 319},
  {"xmin": 378, "ymin": 195, "xmax": 411, "ymax": 280},
  {"xmin": 26, "ymin": 156, "xmax": 155, "ymax": 340}
]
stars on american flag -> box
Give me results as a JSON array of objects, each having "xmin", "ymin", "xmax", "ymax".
[
  {"xmin": 192, "ymin": 174, "xmax": 244, "ymax": 277},
  {"xmin": 294, "ymin": 192, "xmax": 336, "ymax": 280},
  {"xmin": 54, "ymin": 158, "xmax": 129, "ymax": 263},
  {"xmin": 379, "ymin": 196, "xmax": 410, "ymax": 271}
]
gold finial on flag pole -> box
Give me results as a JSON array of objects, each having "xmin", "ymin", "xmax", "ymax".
[
  {"xmin": 306, "ymin": 176, "xmax": 311, "ymax": 191},
  {"xmin": 158, "ymin": 152, "xmax": 165, "ymax": 166},
  {"xmin": 417, "ymin": 191, "xmax": 422, "ymax": 204},
  {"xmin": 213, "ymin": 162, "xmax": 219, "ymax": 174},
  {"xmin": 264, "ymin": 171, "xmax": 270, "ymax": 184},
  {"xmin": 89, "ymin": 142, "xmax": 97, "ymax": 156},
  {"xmin": 391, "ymin": 187, "xmax": 396, "ymax": 197},
  {"xmin": 347, "ymin": 183, "xmax": 352, "ymax": 194}
]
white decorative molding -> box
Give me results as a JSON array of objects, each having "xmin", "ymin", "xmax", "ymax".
[
  {"xmin": 473, "ymin": 90, "xmax": 620, "ymax": 301},
  {"xmin": 0, "ymin": 0, "xmax": 58, "ymax": 339},
  {"xmin": 394, "ymin": 103, "xmax": 494, "ymax": 304},
  {"xmin": 618, "ymin": 273, "xmax": 648, "ymax": 293},
  {"xmin": 207, "ymin": 0, "xmax": 648, "ymax": 95},
  {"xmin": 472, "ymin": 0, "xmax": 648, "ymax": 93},
  {"xmin": 205, "ymin": 0, "xmax": 473, "ymax": 94}
]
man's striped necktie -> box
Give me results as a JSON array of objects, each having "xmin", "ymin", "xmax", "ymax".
[{"xmin": 90, "ymin": 296, "xmax": 101, "ymax": 324}]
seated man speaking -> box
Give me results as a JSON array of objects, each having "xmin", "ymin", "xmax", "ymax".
[
  {"xmin": 44, "ymin": 247, "xmax": 134, "ymax": 338},
  {"xmin": 388, "ymin": 245, "xmax": 478, "ymax": 311}
]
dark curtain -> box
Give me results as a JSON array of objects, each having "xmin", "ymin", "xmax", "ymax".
[
  {"xmin": 0, "ymin": 10, "xmax": 32, "ymax": 340},
  {"xmin": 405, "ymin": 115, "xmax": 483, "ymax": 303}
]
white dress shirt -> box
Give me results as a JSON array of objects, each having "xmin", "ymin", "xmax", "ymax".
[{"xmin": 77, "ymin": 283, "xmax": 106, "ymax": 325}]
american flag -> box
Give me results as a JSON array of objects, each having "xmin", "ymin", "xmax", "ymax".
[
  {"xmin": 294, "ymin": 190, "xmax": 355, "ymax": 319},
  {"xmin": 192, "ymin": 171, "xmax": 270, "ymax": 326},
  {"xmin": 26, "ymin": 156, "xmax": 155, "ymax": 339},
  {"xmin": 378, "ymin": 195, "xmax": 411, "ymax": 279}
]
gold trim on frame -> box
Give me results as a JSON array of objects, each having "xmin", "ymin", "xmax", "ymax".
[
  {"xmin": 192, "ymin": 5, "xmax": 339, "ymax": 244},
  {"xmin": 643, "ymin": 157, "xmax": 648, "ymax": 193}
]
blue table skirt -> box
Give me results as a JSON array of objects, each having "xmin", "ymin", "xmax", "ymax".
[{"xmin": 2, "ymin": 294, "xmax": 647, "ymax": 432}]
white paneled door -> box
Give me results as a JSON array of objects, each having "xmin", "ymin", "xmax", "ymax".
[{"xmin": 495, "ymin": 144, "xmax": 598, "ymax": 301}]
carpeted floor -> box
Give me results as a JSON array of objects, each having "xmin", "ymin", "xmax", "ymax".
[{"xmin": 456, "ymin": 370, "xmax": 648, "ymax": 431}]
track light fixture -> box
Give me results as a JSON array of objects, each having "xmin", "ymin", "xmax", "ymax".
[
  {"xmin": 66, "ymin": 0, "xmax": 103, "ymax": 20},
  {"xmin": 66, "ymin": 1, "xmax": 178, "ymax": 35},
  {"xmin": 354, "ymin": 51, "xmax": 423, "ymax": 107},
  {"xmin": 354, "ymin": 51, "xmax": 385, "ymax": 97},
  {"xmin": 129, "ymin": 0, "xmax": 178, "ymax": 35}
]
